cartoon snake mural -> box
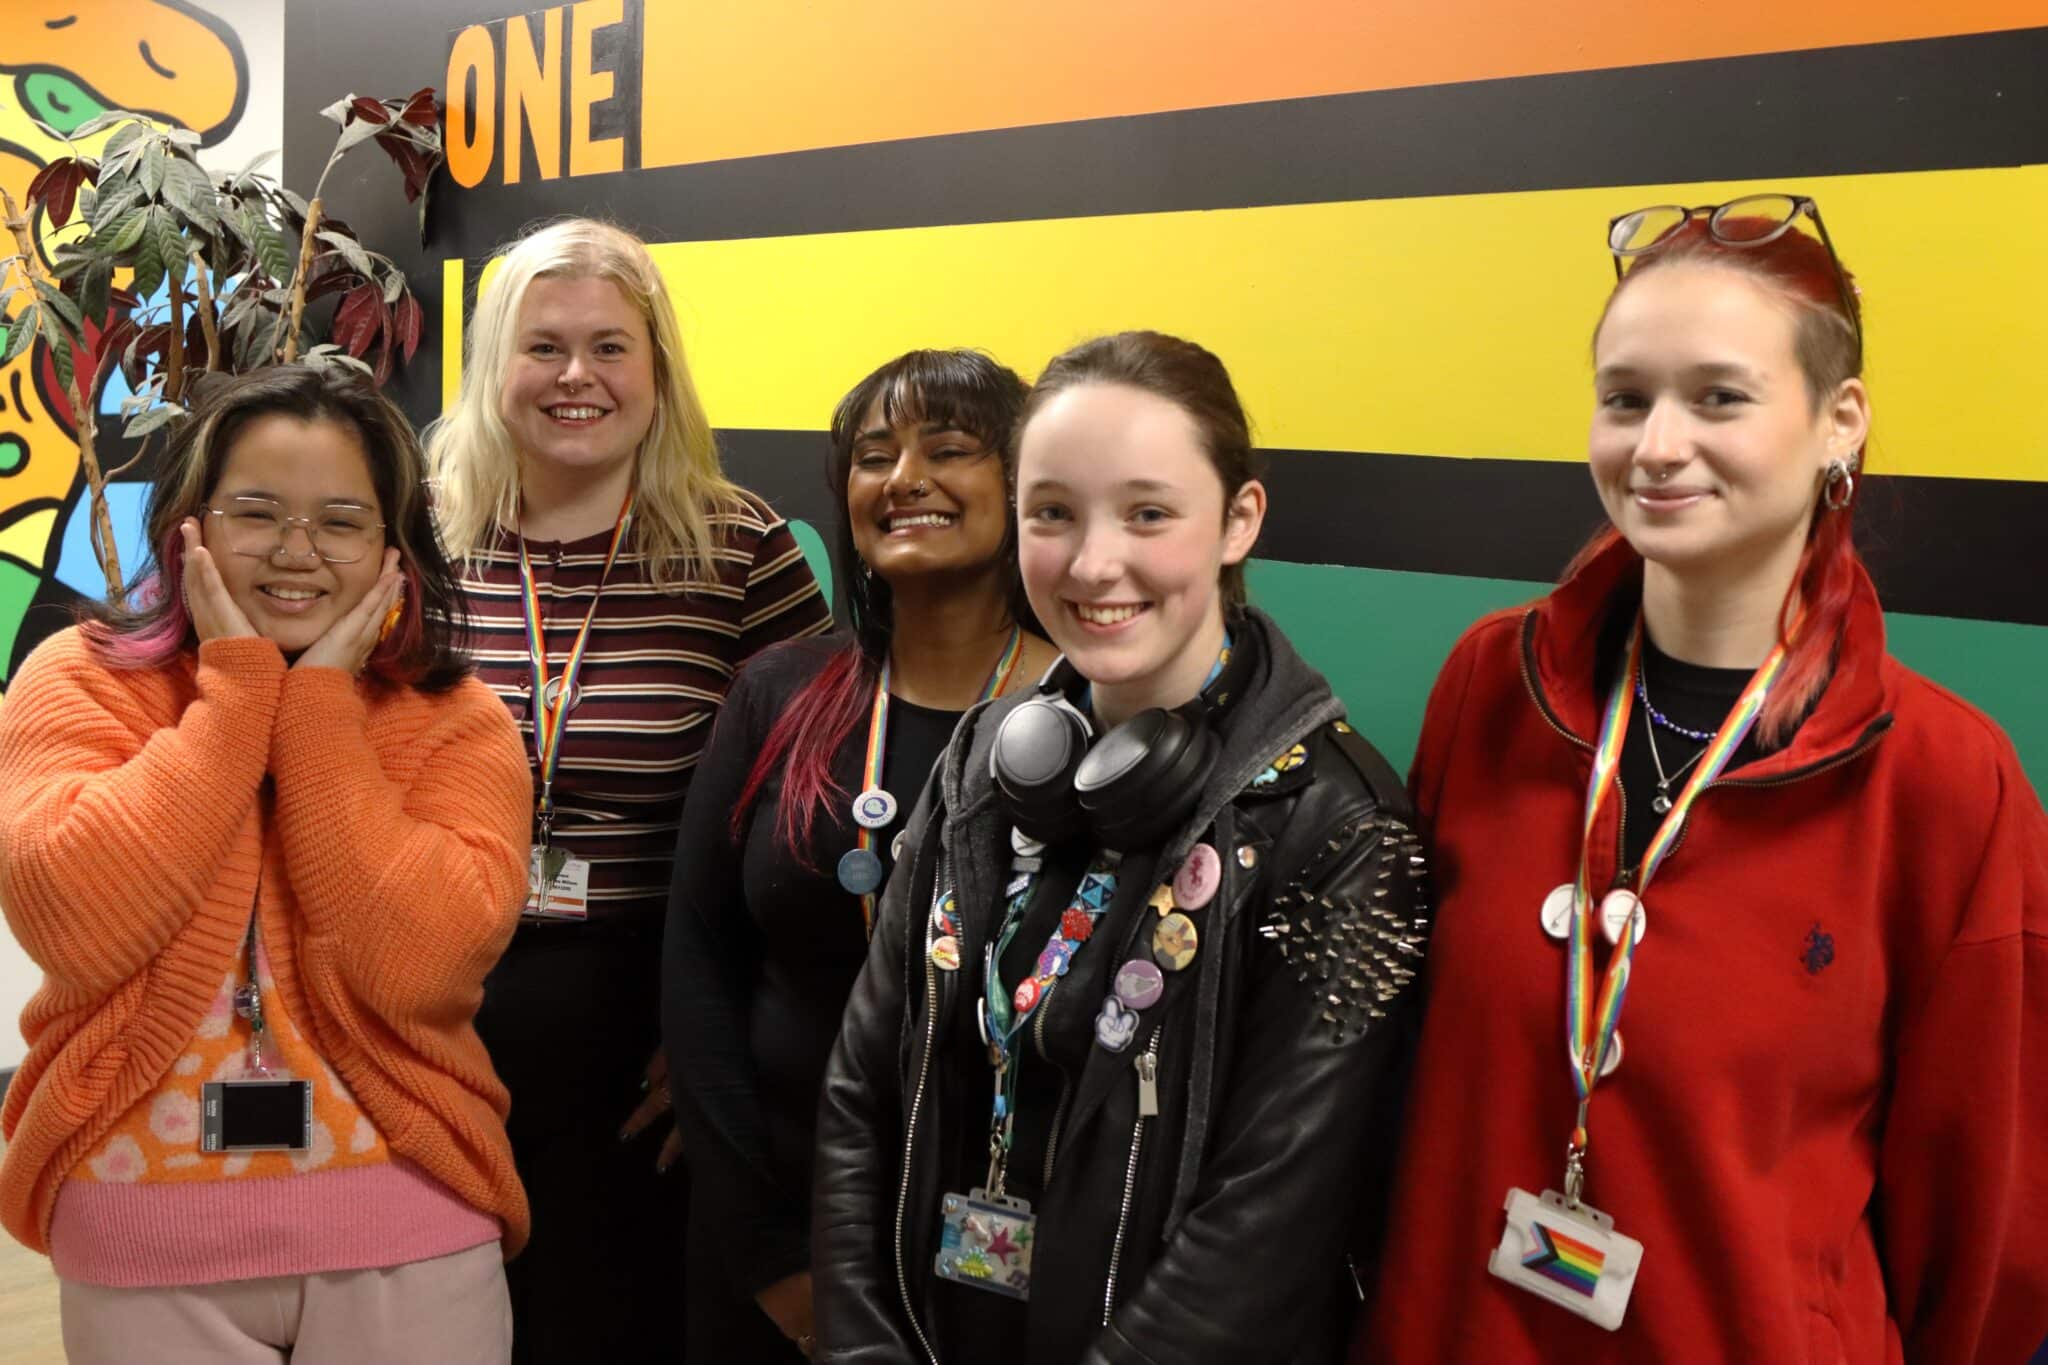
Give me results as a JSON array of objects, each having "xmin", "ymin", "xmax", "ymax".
[{"xmin": 0, "ymin": 0, "xmax": 247, "ymax": 682}]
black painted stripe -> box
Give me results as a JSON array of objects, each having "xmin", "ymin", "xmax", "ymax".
[
  {"xmin": 410, "ymin": 26, "xmax": 2048, "ymax": 254},
  {"xmin": 717, "ymin": 430, "xmax": 2048, "ymax": 628}
]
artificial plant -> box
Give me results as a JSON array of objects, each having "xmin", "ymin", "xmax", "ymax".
[{"xmin": 0, "ymin": 89, "xmax": 444, "ymax": 606}]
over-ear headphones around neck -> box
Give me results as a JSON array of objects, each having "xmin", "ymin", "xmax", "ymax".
[{"xmin": 989, "ymin": 656, "xmax": 1227, "ymax": 852}]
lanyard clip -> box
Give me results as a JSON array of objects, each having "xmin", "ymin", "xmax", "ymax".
[{"xmin": 1564, "ymin": 1099, "xmax": 1590, "ymax": 1208}]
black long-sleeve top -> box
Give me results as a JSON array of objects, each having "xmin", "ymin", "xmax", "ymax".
[{"xmin": 662, "ymin": 636, "xmax": 960, "ymax": 1295}]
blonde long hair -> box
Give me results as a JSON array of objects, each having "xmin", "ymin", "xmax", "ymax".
[{"xmin": 426, "ymin": 218, "xmax": 740, "ymax": 591}]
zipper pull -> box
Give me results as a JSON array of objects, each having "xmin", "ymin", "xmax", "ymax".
[{"xmin": 1134, "ymin": 1050, "xmax": 1159, "ymax": 1118}]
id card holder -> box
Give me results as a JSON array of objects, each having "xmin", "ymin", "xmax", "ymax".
[
  {"xmin": 201, "ymin": 1079, "xmax": 313, "ymax": 1152},
  {"xmin": 524, "ymin": 845, "xmax": 591, "ymax": 920},
  {"xmin": 934, "ymin": 1187, "xmax": 1036, "ymax": 1300},
  {"xmin": 1489, "ymin": 1187, "xmax": 1643, "ymax": 1331}
]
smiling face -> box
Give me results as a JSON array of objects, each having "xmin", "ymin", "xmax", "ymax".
[
  {"xmin": 498, "ymin": 274, "xmax": 657, "ymax": 485},
  {"xmin": 200, "ymin": 414, "xmax": 386, "ymax": 654},
  {"xmin": 1591, "ymin": 261, "xmax": 1867, "ymax": 585},
  {"xmin": 1017, "ymin": 382, "xmax": 1263, "ymax": 723},
  {"xmin": 845, "ymin": 397, "xmax": 1011, "ymax": 589}
]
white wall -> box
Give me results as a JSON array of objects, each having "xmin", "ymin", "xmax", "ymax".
[{"xmin": 0, "ymin": 0, "xmax": 284, "ymax": 1072}]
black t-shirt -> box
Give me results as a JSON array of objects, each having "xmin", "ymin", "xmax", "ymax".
[
  {"xmin": 663, "ymin": 640, "xmax": 961, "ymax": 1296},
  {"xmin": 1615, "ymin": 637, "xmax": 1771, "ymax": 872}
]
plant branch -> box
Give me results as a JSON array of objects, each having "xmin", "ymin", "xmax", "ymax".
[
  {"xmin": 189, "ymin": 246, "xmax": 220, "ymax": 370},
  {"xmin": 1, "ymin": 185, "xmax": 124, "ymax": 604}
]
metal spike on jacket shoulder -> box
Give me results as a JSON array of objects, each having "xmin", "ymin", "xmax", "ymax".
[{"xmin": 1259, "ymin": 814, "xmax": 1432, "ymax": 1044}]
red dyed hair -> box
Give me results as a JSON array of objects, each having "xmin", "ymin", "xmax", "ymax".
[
  {"xmin": 728, "ymin": 642, "xmax": 875, "ymax": 864},
  {"xmin": 1578, "ymin": 212, "xmax": 1867, "ymax": 745}
]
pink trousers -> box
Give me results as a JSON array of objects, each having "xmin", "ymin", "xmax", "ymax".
[{"xmin": 59, "ymin": 1241, "xmax": 511, "ymax": 1364}]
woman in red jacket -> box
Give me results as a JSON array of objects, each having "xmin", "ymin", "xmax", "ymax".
[{"xmin": 1361, "ymin": 196, "xmax": 2047, "ymax": 1362}]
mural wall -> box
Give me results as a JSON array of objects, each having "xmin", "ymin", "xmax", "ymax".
[{"xmin": 11, "ymin": 2, "xmax": 2043, "ymax": 793}]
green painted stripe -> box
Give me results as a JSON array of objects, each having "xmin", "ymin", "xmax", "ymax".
[
  {"xmin": 779, "ymin": 536, "xmax": 2047, "ymax": 794},
  {"xmin": 0, "ymin": 558, "xmax": 37, "ymax": 682},
  {"xmin": 1247, "ymin": 562, "xmax": 2048, "ymax": 797}
]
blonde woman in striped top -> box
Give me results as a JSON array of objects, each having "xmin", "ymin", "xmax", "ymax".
[{"xmin": 428, "ymin": 217, "xmax": 830, "ymax": 1362}]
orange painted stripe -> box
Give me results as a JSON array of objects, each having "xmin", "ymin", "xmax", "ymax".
[{"xmin": 641, "ymin": 1, "xmax": 2046, "ymax": 168}]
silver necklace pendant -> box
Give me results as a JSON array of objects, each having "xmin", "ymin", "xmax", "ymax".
[{"xmin": 1652, "ymin": 789, "xmax": 1674, "ymax": 815}]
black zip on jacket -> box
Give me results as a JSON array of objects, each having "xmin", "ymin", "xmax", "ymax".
[{"xmin": 813, "ymin": 611, "xmax": 1433, "ymax": 1365}]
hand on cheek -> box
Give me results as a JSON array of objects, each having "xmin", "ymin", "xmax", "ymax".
[
  {"xmin": 180, "ymin": 519, "xmax": 259, "ymax": 641},
  {"xmin": 292, "ymin": 547, "xmax": 404, "ymax": 674}
]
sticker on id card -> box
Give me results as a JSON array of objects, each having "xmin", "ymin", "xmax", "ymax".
[
  {"xmin": 934, "ymin": 1187, "xmax": 1036, "ymax": 1300},
  {"xmin": 524, "ymin": 848, "xmax": 591, "ymax": 920},
  {"xmin": 1489, "ymin": 1187, "xmax": 1643, "ymax": 1330}
]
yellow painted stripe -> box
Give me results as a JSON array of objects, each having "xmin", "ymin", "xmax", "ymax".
[
  {"xmin": 442, "ymin": 256, "xmax": 466, "ymax": 413},
  {"xmin": 0, "ymin": 507, "xmax": 56, "ymax": 569},
  {"xmin": 446, "ymin": 165, "xmax": 2048, "ymax": 481}
]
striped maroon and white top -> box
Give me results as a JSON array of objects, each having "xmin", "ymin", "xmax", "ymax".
[{"xmin": 459, "ymin": 490, "xmax": 832, "ymax": 927}]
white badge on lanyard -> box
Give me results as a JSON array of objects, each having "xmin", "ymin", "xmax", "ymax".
[{"xmin": 1494, "ymin": 612, "xmax": 1797, "ymax": 1330}]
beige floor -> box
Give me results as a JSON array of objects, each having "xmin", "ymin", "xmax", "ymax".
[{"xmin": 0, "ymin": 1139, "xmax": 63, "ymax": 1364}]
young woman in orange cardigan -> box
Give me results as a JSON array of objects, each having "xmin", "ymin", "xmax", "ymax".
[{"xmin": 0, "ymin": 367, "xmax": 532, "ymax": 1364}]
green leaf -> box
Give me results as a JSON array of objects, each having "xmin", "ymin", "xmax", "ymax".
[
  {"xmin": 161, "ymin": 158, "xmax": 220, "ymax": 233},
  {"xmin": 124, "ymin": 402, "xmax": 187, "ymax": 438},
  {"xmin": 81, "ymin": 260, "xmax": 113, "ymax": 322},
  {"xmin": 76, "ymin": 184, "xmax": 98, "ymax": 224},
  {"xmin": 67, "ymin": 109, "xmax": 142, "ymax": 140},
  {"xmin": 139, "ymin": 144, "xmax": 167, "ymax": 200},
  {"xmin": 107, "ymin": 206, "xmax": 150, "ymax": 254},
  {"xmin": 34, "ymin": 279, "xmax": 83, "ymax": 331},
  {"xmin": 102, "ymin": 122, "xmax": 150, "ymax": 159},
  {"xmin": 317, "ymin": 229, "xmax": 374, "ymax": 281},
  {"xmin": 236, "ymin": 148, "xmax": 280, "ymax": 180},
  {"xmin": 130, "ymin": 221, "xmax": 165, "ymax": 303},
  {"xmin": 48, "ymin": 245, "xmax": 94, "ymax": 280},
  {"xmin": 166, "ymin": 128, "xmax": 203, "ymax": 149},
  {"xmin": 91, "ymin": 183, "xmax": 143, "ymax": 232},
  {"xmin": 247, "ymin": 208, "xmax": 293, "ymax": 283},
  {"xmin": 37, "ymin": 307, "xmax": 76, "ymax": 393},
  {"xmin": 0, "ymin": 309, "xmax": 36, "ymax": 366},
  {"xmin": 154, "ymin": 213, "xmax": 190, "ymax": 293}
]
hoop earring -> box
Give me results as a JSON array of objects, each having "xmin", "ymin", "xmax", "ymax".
[{"xmin": 1822, "ymin": 457, "xmax": 1856, "ymax": 511}]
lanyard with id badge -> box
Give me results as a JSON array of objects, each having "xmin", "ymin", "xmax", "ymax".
[
  {"xmin": 201, "ymin": 887, "xmax": 313, "ymax": 1152},
  {"xmin": 1489, "ymin": 612, "xmax": 1796, "ymax": 1330},
  {"xmin": 518, "ymin": 489, "xmax": 634, "ymax": 920},
  {"xmin": 932, "ymin": 845, "xmax": 1122, "ymax": 1300}
]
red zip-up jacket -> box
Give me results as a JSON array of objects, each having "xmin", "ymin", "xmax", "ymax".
[{"xmin": 1359, "ymin": 538, "xmax": 2048, "ymax": 1363}]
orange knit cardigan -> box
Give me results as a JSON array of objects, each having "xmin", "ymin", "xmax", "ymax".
[{"xmin": 0, "ymin": 630, "xmax": 533, "ymax": 1255}]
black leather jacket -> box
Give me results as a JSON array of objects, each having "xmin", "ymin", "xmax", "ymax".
[{"xmin": 814, "ymin": 611, "xmax": 1432, "ymax": 1364}]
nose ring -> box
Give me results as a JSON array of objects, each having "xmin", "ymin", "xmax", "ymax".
[{"xmin": 910, "ymin": 480, "xmax": 930, "ymax": 497}]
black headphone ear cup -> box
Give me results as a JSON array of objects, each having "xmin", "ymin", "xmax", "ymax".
[
  {"xmin": 1074, "ymin": 708, "xmax": 1219, "ymax": 851},
  {"xmin": 990, "ymin": 696, "xmax": 1093, "ymax": 844}
]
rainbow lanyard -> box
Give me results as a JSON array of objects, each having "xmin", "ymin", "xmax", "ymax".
[
  {"xmin": 853, "ymin": 625, "xmax": 1025, "ymax": 932},
  {"xmin": 1563, "ymin": 611, "xmax": 1796, "ymax": 1187},
  {"xmin": 516, "ymin": 488, "xmax": 636, "ymax": 845}
]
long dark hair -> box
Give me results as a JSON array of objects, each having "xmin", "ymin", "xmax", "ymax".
[
  {"xmin": 730, "ymin": 350, "xmax": 1032, "ymax": 860},
  {"xmin": 82, "ymin": 365, "xmax": 470, "ymax": 693}
]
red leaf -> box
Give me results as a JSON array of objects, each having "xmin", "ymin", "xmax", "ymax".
[
  {"xmin": 27, "ymin": 158, "xmax": 91, "ymax": 229},
  {"xmin": 332, "ymin": 283, "xmax": 383, "ymax": 357},
  {"xmin": 372, "ymin": 335, "xmax": 394, "ymax": 386},
  {"xmin": 306, "ymin": 263, "xmax": 363, "ymax": 301},
  {"xmin": 394, "ymin": 291, "xmax": 423, "ymax": 363},
  {"xmin": 93, "ymin": 317, "xmax": 138, "ymax": 382},
  {"xmin": 400, "ymin": 89, "xmax": 439, "ymax": 131},
  {"xmin": 350, "ymin": 96, "xmax": 391, "ymax": 126},
  {"xmin": 373, "ymin": 133, "xmax": 436, "ymax": 204}
]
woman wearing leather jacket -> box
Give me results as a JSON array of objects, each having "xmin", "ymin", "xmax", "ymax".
[{"xmin": 813, "ymin": 331, "xmax": 1432, "ymax": 1364}]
